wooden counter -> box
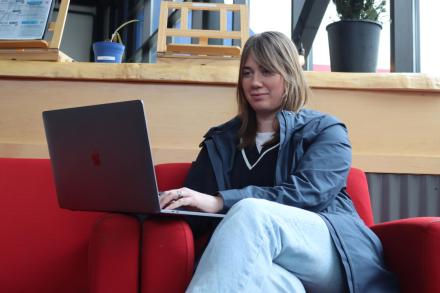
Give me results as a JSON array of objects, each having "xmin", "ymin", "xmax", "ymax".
[{"xmin": 1, "ymin": 60, "xmax": 439, "ymax": 174}]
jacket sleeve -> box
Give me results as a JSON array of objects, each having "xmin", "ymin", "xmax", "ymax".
[{"xmin": 219, "ymin": 123, "xmax": 352, "ymax": 212}]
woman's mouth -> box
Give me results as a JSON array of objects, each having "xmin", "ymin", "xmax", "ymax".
[{"xmin": 251, "ymin": 93, "xmax": 268, "ymax": 98}]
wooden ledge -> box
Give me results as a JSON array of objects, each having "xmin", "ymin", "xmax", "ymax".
[
  {"xmin": 0, "ymin": 60, "xmax": 239, "ymax": 85},
  {"xmin": 0, "ymin": 60, "xmax": 439, "ymax": 92},
  {"xmin": 307, "ymin": 72, "xmax": 440, "ymax": 93}
]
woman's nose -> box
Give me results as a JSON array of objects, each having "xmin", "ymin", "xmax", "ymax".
[{"xmin": 251, "ymin": 73, "xmax": 263, "ymax": 87}]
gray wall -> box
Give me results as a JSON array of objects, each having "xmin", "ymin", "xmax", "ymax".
[
  {"xmin": 47, "ymin": 4, "xmax": 96, "ymax": 62},
  {"xmin": 367, "ymin": 173, "xmax": 440, "ymax": 223}
]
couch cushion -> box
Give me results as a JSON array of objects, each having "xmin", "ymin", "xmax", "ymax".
[
  {"xmin": 372, "ymin": 217, "xmax": 440, "ymax": 293},
  {"xmin": 142, "ymin": 218, "xmax": 194, "ymax": 293},
  {"xmin": 0, "ymin": 158, "xmax": 102, "ymax": 293},
  {"xmin": 88, "ymin": 214, "xmax": 140, "ymax": 293}
]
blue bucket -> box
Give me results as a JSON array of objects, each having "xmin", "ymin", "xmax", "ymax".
[{"xmin": 92, "ymin": 41, "xmax": 125, "ymax": 63}]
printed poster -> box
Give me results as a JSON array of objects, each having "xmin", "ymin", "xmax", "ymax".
[{"xmin": 0, "ymin": 0, "xmax": 53, "ymax": 40}]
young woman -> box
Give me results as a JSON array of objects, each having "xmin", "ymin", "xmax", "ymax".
[{"xmin": 159, "ymin": 31, "xmax": 398, "ymax": 292}]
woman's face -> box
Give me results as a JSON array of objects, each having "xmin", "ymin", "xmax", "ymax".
[{"xmin": 241, "ymin": 53, "xmax": 285, "ymax": 117}]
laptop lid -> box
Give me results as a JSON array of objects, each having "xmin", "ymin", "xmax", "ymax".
[{"xmin": 42, "ymin": 100, "xmax": 162, "ymax": 214}]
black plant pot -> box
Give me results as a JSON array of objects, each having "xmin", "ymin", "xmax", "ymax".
[{"xmin": 326, "ymin": 20, "xmax": 382, "ymax": 72}]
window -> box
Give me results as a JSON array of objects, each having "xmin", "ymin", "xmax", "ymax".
[
  {"xmin": 248, "ymin": 0, "xmax": 291, "ymax": 37},
  {"xmin": 311, "ymin": 1, "xmax": 390, "ymax": 72},
  {"xmin": 419, "ymin": 0, "xmax": 440, "ymax": 75}
]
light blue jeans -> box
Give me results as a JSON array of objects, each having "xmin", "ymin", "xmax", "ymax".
[{"xmin": 186, "ymin": 198, "xmax": 346, "ymax": 293}]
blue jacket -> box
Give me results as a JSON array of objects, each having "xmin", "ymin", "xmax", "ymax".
[{"xmin": 184, "ymin": 109, "xmax": 398, "ymax": 292}]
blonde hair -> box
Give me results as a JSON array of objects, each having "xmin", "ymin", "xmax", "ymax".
[{"xmin": 237, "ymin": 31, "xmax": 310, "ymax": 148}]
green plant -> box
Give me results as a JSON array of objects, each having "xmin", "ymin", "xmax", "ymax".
[
  {"xmin": 332, "ymin": 0, "xmax": 386, "ymax": 22},
  {"xmin": 110, "ymin": 19, "xmax": 139, "ymax": 43}
]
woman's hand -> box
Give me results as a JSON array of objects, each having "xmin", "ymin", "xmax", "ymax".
[{"xmin": 159, "ymin": 187, "xmax": 224, "ymax": 214}]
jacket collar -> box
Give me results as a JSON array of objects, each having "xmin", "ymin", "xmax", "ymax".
[{"xmin": 202, "ymin": 111, "xmax": 296, "ymax": 145}]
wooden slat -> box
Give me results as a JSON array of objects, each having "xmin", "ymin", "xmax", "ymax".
[
  {"xmin": 240, "ymin": 5, "xmax": 249, "ymax": 45},
  {"xmin": 166, "ymin": 28, "xmax": 241, "ymax": 39},
  {"xmin": 220, "ymin": 8, "xmax": 227, "ymax": 32},
  {"xmin": 157, "ymin": 1, "xmax": 169, "ymax": 53},
  {"xmin": 156, "ymin": 55, "xmax": 240, "ymax": 67},
  {"xmin": 0, "ymin": 48, "xmax": 72, "ymax": 62},
  {"xmin": 0, "ymin": 40, "xmax": 49, "ymax": 49},
  {"xmin": 167, "ymin": 44, "xmax": 241, "ymax": 56},
  {"xmin": 49, "ymin": 0, "xmax": 70, "ymax": 49},
  {"xmin": 199, "ymin": 37, "xmax": 208, "ymax": 46},
  {"xmin": 180, "ymin": 7, "xmax": 188, "ymax": 30},
  {"xmin": 48, "ymin": 22, "xmax": 56, "ymax": 32},
  {"xmin": 166, "ymin": 2, "xmax": 242, "ymax": 11}
]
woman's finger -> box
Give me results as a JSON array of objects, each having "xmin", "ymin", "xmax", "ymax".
[
  {"xmin": 159, "ymin": 189, "xmax": 185, "ymax": 208},
  {"xmin": 159, "ymin": 190, "xmax": 176, "ymax": 208},
  {"xmin": 164, "ymin": 196, "xmax": 191, "ymax": 210}
]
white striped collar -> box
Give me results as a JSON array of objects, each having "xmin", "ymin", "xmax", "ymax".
[{"xmin": 241, "ymin": 143, "xmax": 280, "ymax": 170}]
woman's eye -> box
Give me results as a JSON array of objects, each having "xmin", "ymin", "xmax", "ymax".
[
  {"xmin": 242, "ymin": 71, "xmax": 252, "ymax": 77},
  {"xmin": 262, "ymin": 68, "xmax": 272, "ymax": 76}
]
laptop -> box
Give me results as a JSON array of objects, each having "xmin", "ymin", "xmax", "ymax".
[{"xmin": 42, "ymin": 100, "xmax": 224, "ymax": 218}]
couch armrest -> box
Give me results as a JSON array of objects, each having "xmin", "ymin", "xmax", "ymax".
[
  {"xmin": 371, "ymin": 217, "xmax": 440, "ymax": 293},
  {"xmin": 88, "ymin": 214, "xmax": 141, "ymax": 293},
  {"xmin": 142, "ymin": 217, "xmax": 194, "ymax": 293}
]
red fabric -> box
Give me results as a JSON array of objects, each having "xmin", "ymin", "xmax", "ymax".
[
  {"xmin": 0, "ymin": 158, "xmax": 102, "ymax": 293},
  {"xmin": 0, "ymin": 158, "xmax": 139, "ymax": 293},
  {"xmin": 372, "ymin": 218, "xmax": 440, "ymax": 293},
  {"xmin": 88, "ymin": 214, "xmax": 140, "ymax": 293},
  {"xmin": 346, "ymin": 167, "xmax": 375, "ymax": 226},
  {"xmin": 139, "ymin": 163, "xmax": 194, "ymax": 293},
  {"xmin": 142, "ymin": 218, "xmax": 194, "ymax": 293},
  {"xmin": 155, "ymin": 163, "xmax": 192, "ymax": 191}
]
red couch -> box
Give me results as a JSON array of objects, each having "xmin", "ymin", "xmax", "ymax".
[
  {"xmin": 0, "ymin": 158, "xmax": 140, "ymax": 293},
  {"xmin": 2, "ymin": 158, "xmax": 439, "ymax": 292},
  {"xmin": 146, "ymin": 163, "xmax": 440, "ymax": 293}
]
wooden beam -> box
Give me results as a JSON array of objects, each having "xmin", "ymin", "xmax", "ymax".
[
  {"xmin": 166, "ymin": 44, "xmax": 241, "ymax": 56},
  {"xmin": 157, "ymin": 1, "xmax": 169, "ymax": 53},
  {"xmin": 49, "ymin": 0, "xmax": 70, "ymax": 49},
  {"xmin": 166, "ymin": 2, "xmax": 243, "ymax": 11},
  {"xmin": 180, "ymin": 7, "xmax": 188, "ymax": 30},
  {"xmin": 165, "ymin": 28, "xmax": 241, "ymax": 39},
  {"xmin": 220, "ymin": 8, "xmax": 227, "ymax": 32},
  {"xmin": 0, "ymin": 40, "xmax": 49, "ymax": 49},
  {"xmin": 240, "ymin": 5, "xmax": 249, "ymax": 45}
]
